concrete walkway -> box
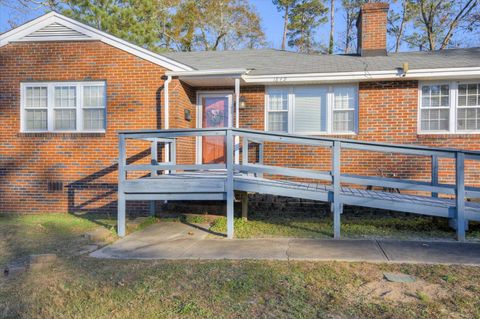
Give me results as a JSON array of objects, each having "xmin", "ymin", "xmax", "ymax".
[{"xmin": 90, "ymin": 222, "xmax": 480, "ymax": 265}]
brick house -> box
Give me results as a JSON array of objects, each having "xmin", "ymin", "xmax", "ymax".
[{"xmin": 1, "ymin": 3, "xmax": 480, "ymax": 216}]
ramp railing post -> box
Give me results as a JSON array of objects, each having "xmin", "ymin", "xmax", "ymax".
[
  {"xmin": 332, "ymin": 141, "xmax": 342, "ymax": 239},
  {"xmin": 226, "ymin": 129, "xmax": 235, "ymax": 239},
  {"xmin": 455, "ymin": 151, "xmax": 466, "ymax": 242},
  {"xmin": 118, "ymin": 134, "xmax": 126, "ymax": 237},
  {"xmin": 431, "ymin": 155, "xmax": 438, "ymax": 198},
  {"xmin": 242, "ymin": 137, "xmax": 249, "ymax": 166},
  {"xmin": 170, "ymin": 138, "xmax": 176, "ymax": 174},
  {"xmin": 149, "ymin": 138, "xmax": 158, "ymax": 216},
  {"xmin": 258, "ymin": 142, "xmax": 264, "ymax": 178}
]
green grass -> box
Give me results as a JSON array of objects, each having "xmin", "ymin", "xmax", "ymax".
[
  {"xmin": 1, "ymin": 257, "xmax": 480, "ymax": 318},
  {"xmin": 0, "ymin": 214, "xmax": 101, "ymax": 264},
  {"xmin": 1, "ymin": 213, "xmax": 480, "ymax": 318},
  {"xmin": 209, "ymin": 214, "xmax": 480, "ymax": 240}
]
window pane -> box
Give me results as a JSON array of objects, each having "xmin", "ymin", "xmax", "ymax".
[
  {"xmin": 26, "ymin": 87, "xmax": 47, "ymax": 108},
  {"xmin": 268, "ymin": 112, "xmax": 288, "ymax": 132},
  {"xmin": 268, "ymin": 89, "xmax": 288, "ymax": 111},
  {"xmin": 84, "ymin": 86, "xmax": 105, "ymax": 108},
  {"xmin": 26, "ymin": 109, "xmax": 47, "ymax": 130},
  {"xmin": 294, "ymin": 87, "xmax": 327, "ymax": 132},
  {"xmin": 55, "ymin": 86, "xmax": 76, "ymax": 108},
  {"xmin": 333, "ymin": 87, "xmax": 355, "ymax": 110},
  {"xmin": 420, "ymin": 109, "xmax": 449, "ymax": 131},
  {"xmin": 54, "ymin": 109, "xmax": 76, "ymax": 130},
  {"xmin": 333, "ymin": 110, "xmax": 354, "ymax": 132},
  {"xmin": 83, "ymin": 109, "xmax": 105, "ymax": 130},
  {"xmin": 422, "ymin": 84, "xmax": 449, "ymax": 108},
  {"xmin": 457, "ymin": 107, "xmax": 480, "ymax": 130}
]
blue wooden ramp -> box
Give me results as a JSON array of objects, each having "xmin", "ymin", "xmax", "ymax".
[{"xmin": 117, "ymin": 128, "xmax": 480, "ymax": 241}]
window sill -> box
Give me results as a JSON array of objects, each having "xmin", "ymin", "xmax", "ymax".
[
  {"xmin": 294, "ymin": 132, "xmax": 357, "ymax": 136},
  {"xmin": 417, "ymin": 131, "xmax": 480, "ymax": 138},
  {"xmin": 18, "ymin": 131, "xmax": 106, "ymax": 138}
]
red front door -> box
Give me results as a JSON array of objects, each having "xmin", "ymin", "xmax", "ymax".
[{"xmin": 202, "ymin": 96, "xmax": 229, "ymax": 164}]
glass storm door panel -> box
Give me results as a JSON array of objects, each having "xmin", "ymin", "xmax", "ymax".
[{"xmin": 202, "ymin": 96, "xmax": 229, "ymax": 164}]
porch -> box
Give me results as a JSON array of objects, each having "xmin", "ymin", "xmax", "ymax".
[{"xmin": 117, "ymin": 128, "xmax": 480, "ymax": 241}]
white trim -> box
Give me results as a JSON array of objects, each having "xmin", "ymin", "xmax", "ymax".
[
  {"xmin": 20, "ymin": 81, "xmax": 107, "ymax": 133},
  {"xmin": 244, "ymin": 67, "xmax": 480, "ymax": 84},
  {"xmin": 418, "ymin": 79, "xmax": 480, "ymax": 135},
  {"xmin": 195, "ymin": 91, "xmax": 233, "ymax": 164},
  {"xmin": 265, "ymin": 84, "xmax": 358, "ymax": 135},
  {"xmin": 166, "ymin": 69, "xmax": 247, "ymax": 77},
  {"xmin": 0, "ymin": 12, "xmax": 192, "ymax": 72}
]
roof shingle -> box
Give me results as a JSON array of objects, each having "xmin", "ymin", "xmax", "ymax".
[{"xmin": 162, "ymin": 48, "xmax": 480, "ymax": 76}]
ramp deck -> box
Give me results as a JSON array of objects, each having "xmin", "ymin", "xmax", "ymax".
[{"xmin": 118, "ymin": 128, "xmax": 480, "ymax": 241}]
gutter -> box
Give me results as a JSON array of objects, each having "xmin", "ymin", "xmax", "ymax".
[{"xmin": 242, "ymin": 67, "xmax": 480, "ymax": 84}]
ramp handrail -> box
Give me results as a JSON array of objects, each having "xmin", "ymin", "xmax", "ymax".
[{"xmin": 118, "ymin": 128, "xmax": 480, "ymax": 240}]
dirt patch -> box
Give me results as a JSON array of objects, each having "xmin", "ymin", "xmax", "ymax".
[{"xmin": 358, "ymin": 278, "xmax": 449, "ymax": 303}]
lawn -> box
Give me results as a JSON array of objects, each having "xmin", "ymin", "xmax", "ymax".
[
  {"xmin": 1, "ymin": 213, "xmax": 480, "ymax": 318},
  {"xmin": 170, "ymin": 212, "xmax": 480, "ymax": 241}
]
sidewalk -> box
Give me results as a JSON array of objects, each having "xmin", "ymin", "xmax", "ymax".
[{"xmin": 90, "ymin": 222, "xmax": 480, "ymax": 265}]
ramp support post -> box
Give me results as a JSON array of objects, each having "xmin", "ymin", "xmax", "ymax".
[
  {"xmin": 332, "ymin": 141, "xmax": 342, "ymax": 239},
  {"xmin": 455, "ymin": 152, "xmax": 466, "ymax": 242},
  {"xmin": 226, "ymin": 130, "xmax": 235, "ymax": 239},
  {"xmin": 242, "ymin": 192, "xmax": 249, "ymax": 220}
]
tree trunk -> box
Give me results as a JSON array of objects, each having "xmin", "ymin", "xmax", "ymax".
[
  {"xmin": 328, "ymin": 0, "xmax": 334, "ymax": 54},
  {"xmin": 394, "ymin": 0, "xmax": 407, "ymax": 52},
  {"xmin": 281, "ymin": 5, "xmax": 289, "ymax": 50}
]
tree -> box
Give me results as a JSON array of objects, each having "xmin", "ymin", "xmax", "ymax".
[
  {"xmin": 388, "ymin": 0, "xmax": 416, "ymax": 52},
  {"xmin": 404, "ymin": 0, "xmax": 478, "ymax": 50},
  {"xmin": 28, "ymin": 0, "xmax": 178, "ymax": 52},
  {"xmin": 272, "ymin": 0, "xmax": 298, "ymax": 50},
  {"xmin": 339, "ymin": 0, "xmax": 367, "ymax": 54},
  {"xmin": 171, "ymin": 0, "xmax": 266, "ymax": 51},
  {"xmin": 287, "ymin": 0, "xmax": 328, "ymax": 53},
  {"xmin": 328, "ymin": 0, "xmax": 334, "ymax": 54},
  {"xmin": 17, "ymin": 0, "xmax": 265, "ymax": 52}
]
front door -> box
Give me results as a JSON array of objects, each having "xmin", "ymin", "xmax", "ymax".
[{"xmin": 201, "ymin": 95, "xmax": 230, "ymax": 164}]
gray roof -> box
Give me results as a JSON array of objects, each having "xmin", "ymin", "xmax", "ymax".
[{"xmin": 162, "ymin": 48, "xmax": 480, "ymax": 75}]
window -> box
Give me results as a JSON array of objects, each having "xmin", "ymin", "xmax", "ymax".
[
  {"xmin": 266, "ymin": 87, "xmax": 289, "ymax": 132},
  {"xmin": 332, "ymin": 86, "xmax": 356, "ymax": 132},
  {"xmin": 25, "ymin": 87, "xmax": 48, "ymax": 130},
  {"xmin": 457, "ymin": 83, "xmax": 480, "ymax": 131},
  {"xmin": 419, "ymin": 81, "xmax": 480, "ymax": 133},
  {"xmin": 266, "ymin": 85, "xmax": 357, "ymax": 134},
  {"xmin": 21, "ymin": 82, "xmax": 106, "ymax": 132}
]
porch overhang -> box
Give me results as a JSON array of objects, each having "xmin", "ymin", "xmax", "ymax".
[{"xmin": 165, "ymin": 68, "xmax": 249, "ymax": 86}]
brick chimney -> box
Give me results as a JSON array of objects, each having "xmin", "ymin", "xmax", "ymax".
[{"xmin": 356, "ymin": 2, "xmax": 389, "ymax": 56}]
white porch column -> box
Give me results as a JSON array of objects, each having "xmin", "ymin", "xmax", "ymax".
[
  {"xmin": 164, "ymin": 75, "xmax": 172, "ymax": 173},
  {"xmin": 234, "ymin": 77, "xmax": 240, "ymax": 164}
]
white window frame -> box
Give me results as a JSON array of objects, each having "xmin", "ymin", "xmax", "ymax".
[
  {"xmin": 20, "ymin": 81, "xmax": 106, "ymax": 133},
  {"xmin": 265, "ymin": 84, "xmax": 358, "ymax": 135},
  {"xmin": 418, "ymin": 80, "xmax": 480, "ymax": 134}
]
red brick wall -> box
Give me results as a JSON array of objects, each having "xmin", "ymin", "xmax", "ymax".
[
  {"xmin": 235, "ymin": 81, "xmax": 480, "ymax": 189},
  {"xmin": 170, "ymin": 80, "xmax": 197, "ymax": 164},
  {"xmin": 1, "ymin": 41, "xmax": 479, "ymax": 216},
  {"xmin": 0, "ymin": 41, "xmax": 167, "ymax": 214}
]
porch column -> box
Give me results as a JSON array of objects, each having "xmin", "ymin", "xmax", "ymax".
[
  {"xmin": 234, "ymin": 77, "xmax": 240, "ymax": 164},
  {"xmin": 164, "ymin": 75, "xmax": 172, "ymax": 164}
]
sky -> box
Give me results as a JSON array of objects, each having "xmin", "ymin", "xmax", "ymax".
[{"xmin": 0, "ymin": 0, "xmax": 477, "ymax": 53}]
